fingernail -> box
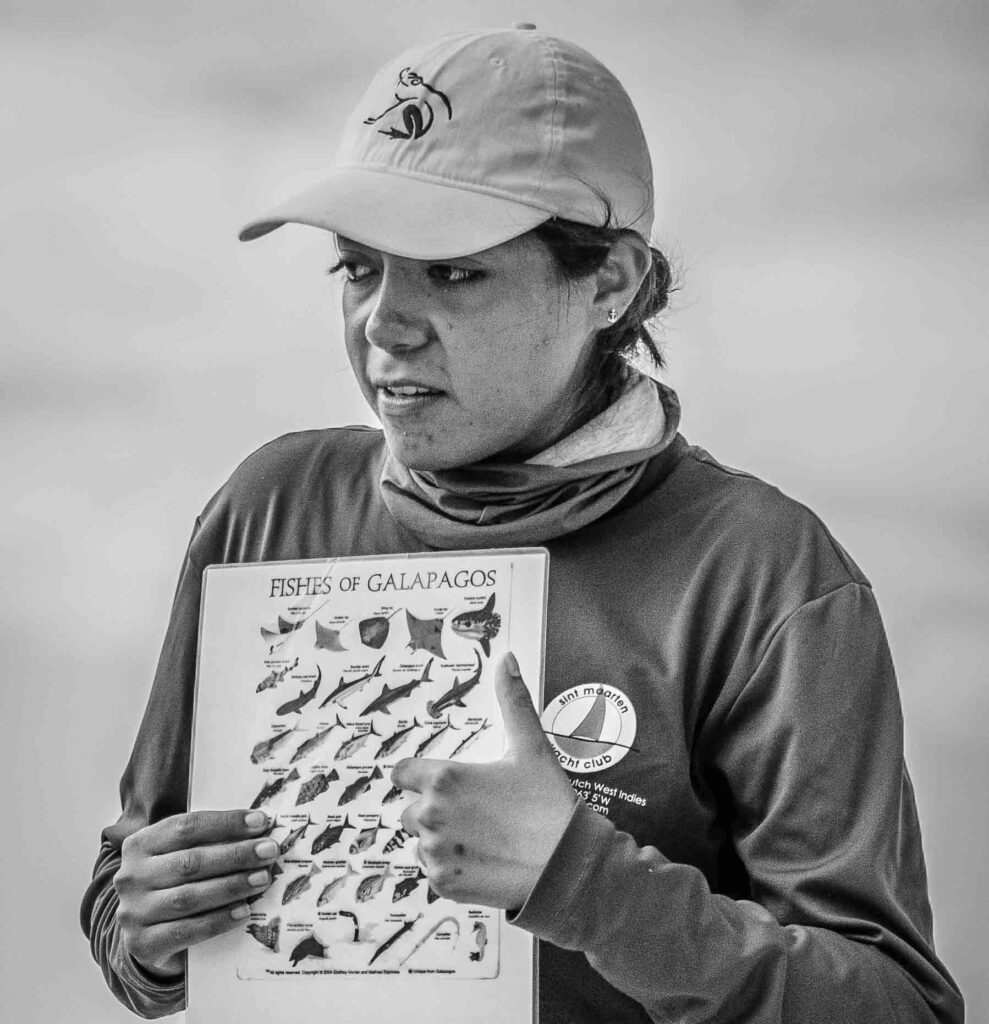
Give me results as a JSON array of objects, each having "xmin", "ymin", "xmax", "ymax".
[
  {"xmin": 244, "ymin": 811, "xmax": 267, "ymax": 830},
  {"xmin": 505, "ymin": 651, "xmax": 521, "ymax": 678},
  {"xmin": 254, "ymin": 839, "xmax": 279, "ymax": 859},
  {"xmin": 230, "ymin": 904, "xmax": 250, "ymax": 921},
  {"xmin": 247, "ymin": 870, "xmax": 269, "ymax": 887}
]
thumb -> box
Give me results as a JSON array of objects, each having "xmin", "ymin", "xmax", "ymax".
[{"xmin": 496, "ymin": 651, "xmax": 551, "ymax": 758}]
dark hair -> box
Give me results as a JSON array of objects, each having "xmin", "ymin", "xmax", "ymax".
[{"xmin": 531, "ymin": 216, "xmax": 674, "ymax": 418}]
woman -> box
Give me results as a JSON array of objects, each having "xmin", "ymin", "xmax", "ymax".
[{"xmin": 81, "ymin": 24, "xmax": 963, "ymax": 1023}]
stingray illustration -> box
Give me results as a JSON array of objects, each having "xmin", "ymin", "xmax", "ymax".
[
  {"xmin": 259, "ymin": 598, "xmax": 332, "ymax": 653},
  {"xmin": 260, "ymin": 616, "xmax": 305, "ymax": 653},
  {"xmin": 359, "ymin": 608, "xmax": 401, "ymax": 650},
  {"xmin": 315, "ymin": 618, "xmax": 351, "ymax": 653},
  {"xmin": 405, "ymin": 609, "xmax": 446, "ymax": 659}
]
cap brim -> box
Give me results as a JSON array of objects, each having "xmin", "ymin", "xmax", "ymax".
[{"xmin": 238, "ymin": 167, "xmax": 553, "ymax": 259}]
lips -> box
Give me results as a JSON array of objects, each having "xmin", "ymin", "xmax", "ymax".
[{"xmin": 373, "ymin": 379, "xmax": 445, "ymax": 398}]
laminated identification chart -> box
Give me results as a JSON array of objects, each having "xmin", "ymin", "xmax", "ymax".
[{"xmin": 188, "ymin": 549, "xmax": 548, "ymax": 1024}]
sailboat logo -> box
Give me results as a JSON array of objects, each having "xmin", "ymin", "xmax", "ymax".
[{"xmin": 540, "ymin": 685, "xmax": 638, "ymax": 774}]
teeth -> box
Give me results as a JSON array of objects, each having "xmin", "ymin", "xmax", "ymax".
[{"xmin": 385, "ymin": 385, "xmax": 434, "ymax": 396}]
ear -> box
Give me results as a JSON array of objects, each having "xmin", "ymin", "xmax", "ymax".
[{"xmin": 590, "ymin": 233, "xmax": 651, "ymax": 322}]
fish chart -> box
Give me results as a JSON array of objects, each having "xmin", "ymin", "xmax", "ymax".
[{"xmin": 189, "ymin": 550, "xmax": 548, "ymax": 1024}]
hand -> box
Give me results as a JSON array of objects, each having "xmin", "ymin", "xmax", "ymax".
[
  {"xmin": 391, "ymin": 652, "xmax": 577, "ymax": 910},
  {"xmin": 113, "ymin": 809, "xmax": 279, "ymax": 977}
]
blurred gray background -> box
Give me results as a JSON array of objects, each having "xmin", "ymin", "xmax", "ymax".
[{"xmin": 2, "ymin": 0, "xmax": 985, "ymax": 1020}]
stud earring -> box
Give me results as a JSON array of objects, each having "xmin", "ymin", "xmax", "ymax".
[{"xmin": 607, "ymin": 308, "xmax": 619, "ymax": 324}]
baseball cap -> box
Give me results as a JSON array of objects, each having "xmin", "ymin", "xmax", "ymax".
[{"xmin": 238, "ymin": 24, "xmax": 654, "ymax": 259}]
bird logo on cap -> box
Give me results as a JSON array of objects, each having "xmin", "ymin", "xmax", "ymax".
[{"xmin": 363, "ymin": 67, "xmax": 453, "ymax": 141}]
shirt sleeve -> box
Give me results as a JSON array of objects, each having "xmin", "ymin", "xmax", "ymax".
[
  {"xmin": 511, "ymin": 583, "xmax": 964, "ymax": 1023},
  {"xmin": 79, "ymin": 524, "xmax": 205, "ymax": 1019}
]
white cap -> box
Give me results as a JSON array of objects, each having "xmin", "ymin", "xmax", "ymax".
[{"xmin": 239, "ymin": 25, "xmax": 654, "ymax": 259}]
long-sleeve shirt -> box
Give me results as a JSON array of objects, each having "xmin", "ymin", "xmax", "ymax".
[{"xmin": 81, "ymin": 426, "xmax": 964, "ymax": 1022}]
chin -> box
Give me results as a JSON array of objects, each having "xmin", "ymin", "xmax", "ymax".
[{"xmin": 383, "ymin": 428, "xmax": 498, "ymax": 473}]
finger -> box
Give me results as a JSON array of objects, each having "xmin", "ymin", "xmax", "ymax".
[
  {"xmin": 399, "ymin": 801, "xmax": 420, "ymax": 837},
  {"xmin": 141, "ymin": 810, "xmax": 273, "ymax": 855},
  {"xmin": 126, "ymin": 900, "xmax": 255, "ymax": 968},
  {"xmin": 145, "ymin": 869, "xmax": 274, "ymax": 924},
  {"xmin": 390, "ymin": 757, "xmax": 444, "ymax": 794},
  {"xmin": 495, "ymin": 651, "xmax": 550, "ymax": 757},
  {"xmin": 151, "ymin": 837, "xmax": 280, "ymax": 888}
]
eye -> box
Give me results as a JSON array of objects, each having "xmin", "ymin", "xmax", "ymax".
[
  {"xmin": 428, "ymin": 264, "xmax": 481, "ymax": 286},
  {"xmin": 327, "ymin": 259, "xmax": 376, "ymax": 283}
]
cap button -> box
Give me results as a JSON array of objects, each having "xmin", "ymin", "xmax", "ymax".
[{"xmin": 512, "ymin": 22, "xmax": 538, "ymax": 30}]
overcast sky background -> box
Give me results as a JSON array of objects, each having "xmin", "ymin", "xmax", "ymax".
[{"xmin": 2, "ymin": 1, "xmax": 987, "ymax": 1020}]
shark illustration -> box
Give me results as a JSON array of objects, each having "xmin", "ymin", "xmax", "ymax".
[
  {"xmin": 426, "ymin": 653, "xmax": 483, "ymax": 718},
  {"xmin": 319, "ymin": 656, "xmax": 386, "ymax": 708},
  {"xmin": 360, "ymin": 659, "xmax": 433, "ymax": 716}
]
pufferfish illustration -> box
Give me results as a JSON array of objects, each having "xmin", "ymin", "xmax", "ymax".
[
  {"xmin": 406, "ymin": 610, "xmax": 446, "ymax": 659},
  {"xmin": 451, "ymin": 594, "xmax": 501, "ymax": 657}
]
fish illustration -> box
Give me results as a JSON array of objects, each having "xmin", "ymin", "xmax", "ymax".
[
  {"xmin": 246, "ymin": 915, "xmax": 280, "ymax": 953},
  {"xmin": 349, "ymin": 820, "xmax": 382, "ymax": 854},
  {"xmin": 469, "ymin": 921, "xmax": 488, "ymax": 962},
  {"xmin": 250, "ymin": 767, "xmax": 300, "ymax": 810},
  {"xmin": 319, "ymin": 656, "xmax": 386, "ymax": 709},
  {"xmin": 451, "ymin": 594, "xmax": 501, "ymax": 657},
  {"xmin": 405, "ymin": 610, "xmax": 446, "ymax": 659},
  {"xmin": 314, "ymin": 619, "xmax": 349, "ymax": 653},
  {"xmin": 375, "ymin": 717, "xmax": 422, "ymax": 760},
  {"xmin": 382, "ymin": 828, "xmax": 410, "ymax": 855},
  {"xmin": 317, "ymin": 863, "xmax": 359, "ymax": 906},
  {"xmin": 339, "ymin": 766, "xmax": 384, "ymax": 806},
  {"xmin": 256, "ymin": 657, "xmax": 300, "ymax": 693},
  {"xmin": 413, "ymin": 716, "xmax": 459, "ymax": 758},
  {"xmin": 369, "ymin": 913, "xmax": 423, "ymax": 965},
  {"xmin": 288, "ymin": 715, "xmax": 346, "ymax": 764},
  {"xmin": 359, "ymin": 608, "xmax": 401, "ymax": 651},
  {"xmin": 275, "ymin": 667, "xmax": 322, "ymax": 716},
  {"xmin": 295, "ymin": 770, "xmax": 339, "ymax": 806},
  {"xmin": 360, "ymin": 659, "xmax": 432, "ymax": 717},
  {"xmin": 277, "ymin": 815, "xmax": 314, "ymax": 856},
  {"xmin": 426, "ymin": 653, "xmax": 483, "ymax": 718},
  {"xmin": 381, "ymin": 784, "xmax": 405, "ymax": 805},
  {"xmin": 250, "ymin": 722, "xmax": 299, "ymax": 765},
  {"xmin": 311, "ymin": 815, "xmax": 353, "ymax": 855},
  {"xmin": 333, "ymin": 722, "xmax": 381, "ymax": 761},
  {"xmin": 355, "ymin": 863, "xmax": 391, "ymax": 903},
  {"xmin": 338, "ymin": 909, "xmax": 359, "ymax": 942},
  {"xmin": 449, "ymin": 718, "xmax": 492, "ymax": 759},
  {"xmin": 282, "ymin": 862, "xmax": 321, "ymax": 905},
  {"xmin": 289, "ymin": 931, "xmax": 328, "ymax": 967},
  {"xmin": 392, "ymin": 868, "xmax": 426, "ymax": 903},
  {"xmin": 260, "ymin": 616, "xmax": 306, "ymax": 653}
]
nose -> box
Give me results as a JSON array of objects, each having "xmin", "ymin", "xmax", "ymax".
[{"xmin": 363, "ymin": 264, "xmax": 432, "ymax": 352}]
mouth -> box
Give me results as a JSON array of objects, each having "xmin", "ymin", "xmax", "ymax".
[{"xmin": 374, "ymin": 380, "xmax": 446, "ymax": 414}]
